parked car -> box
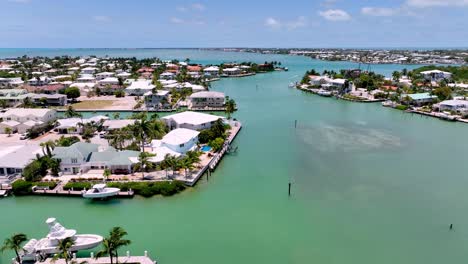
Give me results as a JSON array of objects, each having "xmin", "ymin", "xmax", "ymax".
[{"xmin": 19, "ymin": 133, "xmax": 28, "ymax": 140}]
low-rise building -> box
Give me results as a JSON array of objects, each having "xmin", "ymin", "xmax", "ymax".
[
  {"xmin": 144, "ymin": 90, "xmax": 170, "ymax": 108},
  {"xmin": 420, "ymin": 70, "xmax": 452, "ymax": 82},
  {"xmin": 150, "ymin": 128, "xmax": 199, "ymax": 162},
  {"xmin": 188, "ymin": 91, "xmax": 225, "ymax": 109},
  {"xmin": 162, "ymin": 111, "xmax": 224, "ymax": 130},
  {"xmin": 0, "ymin": 77, "xmax": 24, "ymax": 87},
  {"xmin": 0, "ymin": 145, "xmax": 43, "ymax": 176},
  {"xmin": 436, "ymin": 100, "xmax": 468, "ymax": 112},
  {"xmin": 203, "ymin": 66, "xmax": 219, "ymax": 77},
  {"xmin": 222, "ymin": 67, "xmax": 241, "ymax": 76},
  {"xmin": 401, "ymin": 93, "xmax": 438, "ymax": 106},
  {"xmin": 125, "ymin": 79, "xmax": 155, "ymax": 96},
  {"xmin": 0, "ymin": 108, "xmax": 56, "ymax": 133},
  {"xmin": 0, "ymin": 89, "xmax": 30, "ymax": 107}
]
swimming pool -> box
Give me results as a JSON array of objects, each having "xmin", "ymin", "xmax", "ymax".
[{"xmin": 200, "ymin": 145, "xmax": 212, "ymax": 152}]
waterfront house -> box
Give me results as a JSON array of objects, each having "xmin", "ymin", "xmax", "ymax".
[
  {"xmin": 0, "ymin": 108, "xmax": 56, "ymax": 134},
  {"xmin": 188, "ymin": 91, "xmax": 225, "ymax": 109},
  {"xmin": 125, "ymin": 79, "xmax": 155, "ymax": 96},
  {"xmin": 309, "ymin": 76, "xmax": 331, "ymax": 86},
  {"xmin": 149, "ymin": 128, "xmax": 199, "ymax": 162},
  {"xmin": 56, "ymin": 115, "xmax": 108, "ymax": 134},
  {"xmin": 144, "ymin": 90, "xmax": 170, "ymax": 108},
  {"xmin": 420, "ymin": 70, "xmax": 452, "ymax": 82},
  {"xmin": 203, "ymin": 66, "xmax": 219, "ymax": 78},
  {"xmin": 162, "ymin": 111, "xmax": 224, "ymax": 130},
  {"xmin": 53, "ymin": 142, "xmax": 99, "ymax": 174},
  {"xmin": 0, "ymin": 145, "xmax": 43, "ymax": 177},
  {"xmin": 86, "ymin": 148, "xmax": 140, "ymax": 174},
  {"xmin": 401, "ymin": 93, "xmax": 438, "ymax": 106},
  {"xmin": 435, "ymin": 100, "xmax": 468, "ymax": 112},
  {"xmin": 102, "ymin": 119, "xmax": 136, "ymax": 131},
  {"xmin": 222, "ymin": 67, "xmax": 241, "ymax": 76}
]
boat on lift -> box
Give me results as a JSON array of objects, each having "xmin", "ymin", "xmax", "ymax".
[
  {"xmin": 82, "ymin": 184, "xmax": 120, "ymax": 199},
  {"xmin": 21, "ymin": 218, "xmax": 103, "ymax": 261}
]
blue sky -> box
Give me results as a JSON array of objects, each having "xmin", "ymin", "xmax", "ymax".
[{"xmin": 1, "ymin": 0, "xmax": 468, "ymax": 48}]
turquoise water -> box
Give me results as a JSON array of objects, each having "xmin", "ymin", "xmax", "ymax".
[
  {"xmin": 200, "ymin": 146, "xmax": 212, "ymax": 152},
  {"xmin": 2, "ymin": 50, "xmax": 467, "ymax": 264}
]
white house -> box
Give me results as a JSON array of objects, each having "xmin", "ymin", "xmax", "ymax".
[
  {"xmin": 401, "ymin": 93, "xmax": 438, "ymax": 106},
  {"xmin": 81, "ymin": 67, "xmax": 97, "ymax": 75},
  {"xmin": 0, "ymin": 145, "xmax": 43, "ymax": 176},
  {"xmin": 149, "ymin": 128, "xmax": 199, "ymax": 162},
  {"xmin": 144, "ymin": 90, "xmax": 170, "ymax": 108},
  {"xmin": 116, "ymin": 72, "xmax": 131, "ymax": 79},
  {"xmin": 203, "ymin": 66, "xmax": 219, "ymax": 77},
  {"xmin": 222, "ymin": 67, "xmax": 241, "ymax": 76},
  {"xmin": 162, "ymin": 111, "xmax": 224, "ymax": 130},
  {"xmin": 95, "ymin": 72, "xmax": 115, "ymax": 80},
  {"xmin": 125, "ymin": 79, "xmax": 155, "ymax": 96},
  {"xmin": 28, "ymin": 76, "xmax": 52, "ymax": 86},
  {"xmin": 76, "ymin": 74, "xmax": 96, "ymax": 83},
  {"xmin": 0, "ymin": 77, "xmax": 24, "ymax": 87},
  {"xmin": 420, "ymin": 70, "xmax": 452, "ymax": 82},
  {"xmin": 436, "ymin": 100, "xmax": 468, "ymax": 112},
  {"xmin": 98, "ymin": 77, "xmax": 119, "ymax": 85},
  {"xmin": 188, "ymin": 91, "xmax": 225, "ymax": 109},
  {"xmin": 0, "ymin": 108, "xmax": 56, "ymax": 133}
]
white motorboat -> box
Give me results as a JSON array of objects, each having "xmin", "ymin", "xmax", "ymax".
[
  {"xmin": 82, "ymin": 184, "xmax": 120, "ymax": 199},
  {"xmin": 317, "ymin": 89, "xmax": 332, "ymax": 97},
  {"xmin": 21, "ymin": 218, "xmax": 103, "ymax": 261}
]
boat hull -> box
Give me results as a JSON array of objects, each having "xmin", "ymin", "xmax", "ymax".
[{"xmin": 82, "ymin": 187, "xmax": 120, "ymax": 199}]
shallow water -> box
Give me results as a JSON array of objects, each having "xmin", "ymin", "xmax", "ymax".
[{"xmin": 2, "ymin": 49, "xmax": 468, "ymax": 264}]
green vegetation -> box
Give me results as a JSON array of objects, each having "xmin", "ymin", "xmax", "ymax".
[
  {"xmin": 63, "ymin": 87, "xmax": 81, "ymax": 101},
  {"xmin": 1, "ymin": 233, "xmax": 28, "ymax": 263},
  {"xmin": 198, "ymin": 119, "xmax": 229, "ymax": 144},
  {"xmin": 225, "ymin": 96, "xmax": 236, "ymax": 119},
  {"xmin": 431, "ymin": 86, "xmax": 452, "ymax": 101},
  {"xmin": 411, "ymin": 65, "xmax": 468, "ymax": 82},
  {"xmin": 107, "ymin": 181, "xmax": 186, "ymax": 197},
  {"xmin": 96, "ymin": 227, "xmax": 131, "ymax": 264},
  {"xmin": 209, "ymin": 137, "xmax": 225, "ymax": 152},
  {"xmin": 11, "ymin": 180, "xmax": 57, "ymax": 195},
  {"xmin": 55, "ymin": 135, "xmax": 80, "ymax": 147},
  {"xmin": 395, "ymin": 104, "xmax": 409, "ymax": 111},
  {"xmin": 52, "ymin": 237, "xmax": 74, "ymax": 264},
  {"xmin": 63, "ymin": 182, "xmax": 92, "ymax": 191}
]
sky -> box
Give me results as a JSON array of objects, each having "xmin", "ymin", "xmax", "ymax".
[{"xmin": 1, "ymin": 0, "xmax": 468, "ymax": 48}]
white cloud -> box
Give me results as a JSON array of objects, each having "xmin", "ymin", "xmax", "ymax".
[
  {"xmin": 192, "ymin": 3, "xmax": 205, "ymax": 11},
  {"xmin": 170, "ymin": 17, "xmax": 185, "ymax": 24},
  {"xmin": 93, "ymin": 16, "xmax": 111, "ymax": 22},
  {"xmin": 319, "ymin": 9, "xmax": 351, "ymax": 21},
  {"xmin": 361, "ymin": 7, "xmax": 398, "ymax": 16},
  {"xmin": 265, "ymin": 17, "xmax": 281, "ymax": 29},
  {"xmin": 177, "ymin": 3, "xmax": 205, "ymax": 12},
  {"xmin": 406, "ymin": 0, "xmax": 468, "ymax": 7}
]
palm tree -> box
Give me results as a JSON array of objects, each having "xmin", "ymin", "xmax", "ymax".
[
  {"xmin": 0, "ymin": 99, "xmax": 8, "ymax": 109},
  {"xmin": 95, "ymin": 238, "xmax": 114, "ymax": 264},
  {"xmin": 64, "ymin": 105, "xmax": 82, "ymax": 118},
  {"xmin": 40, "ymin": 140, "xmax": 56, "ymax": 157},
  {"xmin": 133, "ymin": 152, "xmax": 155, "ymax": 179},
  {"xmin": 131, "ymin": 116, "xmax": 153, "ymax": 152},
  {"xmin": 1, "ymin": 233, "xmax": 28, "ymax": 263},
  {"xmin": 52, "ymin": 237, "xmax": 74, "ymax": 264},
  {"xmin": 225, "ymin": 96, "xmax": 236, "ymax": 120},
  {"xmin": 103, "ymin": 168, "xmax": 111, "ymax": 181},
  {"xmin": 4, "ymin": 127, "xmax": 12, "ymax": 137},
  {"xmin": 180, "ymin": 157, "xmax": 194, "ymax": 178},
  {"xmin": 109, "ymin": 227, "xmax": 131, "ymax": 264}
]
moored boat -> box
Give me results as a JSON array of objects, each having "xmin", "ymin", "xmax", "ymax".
[
  {"xmin": 82, "ymin": 184, "xmax": 120, "ymax": 199},
  {"xmin": 21, "ymin": 218, "xmax": 103, "ymax": 261}
]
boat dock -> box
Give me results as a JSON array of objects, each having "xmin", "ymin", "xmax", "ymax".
[
  {"xmin": 31, "ymin": 184, "xmax": 134, "ymax": 198},
  {"xmin": 32, "ymin": 253, "xmax": 156, "ymax": 264},
  {"xmin": 185, "ymin": 120, "xmax": 242, "ymax": 186}
]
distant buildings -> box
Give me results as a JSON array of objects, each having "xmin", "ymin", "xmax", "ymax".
[{"xmin": 420, "ymin": 70, "xmax": 452, "ymax": 82}]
